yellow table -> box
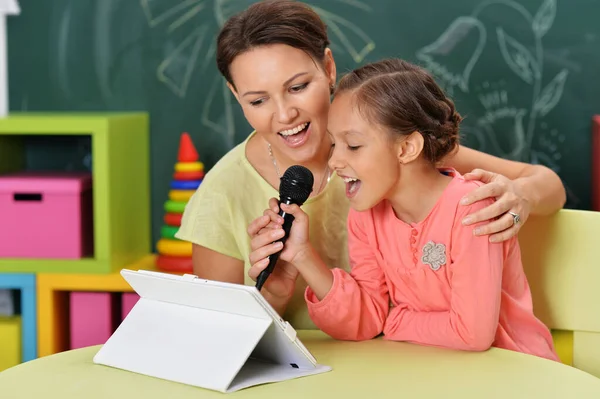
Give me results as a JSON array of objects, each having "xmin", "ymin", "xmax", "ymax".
[{"xmin": 2, "ymin": 331, "xmax": 600, "ymax": 398}]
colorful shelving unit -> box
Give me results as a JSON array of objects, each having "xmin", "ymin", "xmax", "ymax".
[
  {"xmin": 0, "ymin": 112, "xmax": 153, "ymax": 364},
  {"xmin": 0, "ymin": 112, "xmax": 151, "ymax": 274}
]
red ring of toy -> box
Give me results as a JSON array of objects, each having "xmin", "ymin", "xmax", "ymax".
[
  {"xmin": 156, "ymin": 255, "xmax": 193, "ymax": 273},
  {"xmin": 173, "ymin": 171, "xmax": 204, "ymax": 180},
  {"xmin": 164, "ymin": 213, "xmax": 182, "ymax": 226}
]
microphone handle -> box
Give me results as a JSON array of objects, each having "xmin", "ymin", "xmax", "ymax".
[{"xmin": 255, "ymin": 200, "xmax": 295, "ymax": 291}]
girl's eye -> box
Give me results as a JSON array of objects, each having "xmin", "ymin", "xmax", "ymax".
[
  {"xmin": 290, "ymin": 83, "xmax": 309, "ymax": 92},
  {"xmin": 348, "ymin": 145, "xmax": 361, "ymax": 151}
]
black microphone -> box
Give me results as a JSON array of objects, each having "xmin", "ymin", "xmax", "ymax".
[{"xmin": 255, "ymin": 165, "xmax": 314, "ymax": 291}]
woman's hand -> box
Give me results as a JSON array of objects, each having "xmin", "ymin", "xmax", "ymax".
[
  {"xmin": 248, "ymin": 198, "xmax": 313, "ymax": 265},
  {"xmin": 246, "ymin": 198, "xmax": 312, "ymax": 304},
  {"xmin": 460, "ymin": 169, "xmax": 531, "ymax": 243}
]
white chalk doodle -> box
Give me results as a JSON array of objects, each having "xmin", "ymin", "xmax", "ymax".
[
  {"xmin": 156, "ymin": 25, "xmax": 208, "ymax": 98},
  {"xmin": 415, "ymin": 0, "xmax": 574, "ymax": 201},
  {"xmin": 416, "ymin": 16, "xmax": 486, "ymax": 94}
]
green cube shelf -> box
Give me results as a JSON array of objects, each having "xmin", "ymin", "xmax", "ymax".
[{"xmin": 0, "ymin": 112, "xmax": 150, "ymax": 274}]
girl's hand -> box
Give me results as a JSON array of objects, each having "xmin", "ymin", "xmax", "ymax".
[{"xmin": 461, "ymin": 169, "xmax": 530, "ymax": 243}]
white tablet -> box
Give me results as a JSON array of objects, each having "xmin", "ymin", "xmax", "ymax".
[{"xmin": 93, "ymin": 269, "xmax": 330, "ymax": 393}]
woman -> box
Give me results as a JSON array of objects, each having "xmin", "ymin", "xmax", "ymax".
[{"xmin": 176, "ymin": 0, "xmax": 566, "ymax": 328}]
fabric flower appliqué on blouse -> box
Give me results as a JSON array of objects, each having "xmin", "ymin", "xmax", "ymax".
[{"xmin": 421, "ymin": 241, "xmax": 447, "ymax": 271}]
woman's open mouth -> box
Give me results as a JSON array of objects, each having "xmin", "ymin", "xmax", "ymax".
[{"xmin": 278, "ymin": 122, "xmax": 311, "ymax": 148}]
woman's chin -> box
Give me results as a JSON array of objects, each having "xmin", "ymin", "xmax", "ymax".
[{"xmin": 281, "ymin": 137, "xmax": 326, "ymax": 164}]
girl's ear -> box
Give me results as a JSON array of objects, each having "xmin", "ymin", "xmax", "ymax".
[{"xmin": 398, "ymin": 131, "xmax": 424, "ymax": 164}]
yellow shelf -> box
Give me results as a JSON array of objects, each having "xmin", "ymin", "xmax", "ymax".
[{"xmin": 37, "ymin": 255, "xmax": 158, "ymax": 357}]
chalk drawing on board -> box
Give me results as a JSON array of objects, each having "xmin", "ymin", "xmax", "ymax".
[
  {"xmin": 140, "ymin": 0, "xmax": 375, "ymax": 147},
  {"xmin": 156, "ymin": 25, "xmax": 208, "ymax": 98},
  {"xmin": 141, "ymin": 0, "xmax": 203, "ymax": 28},
  {"xmin": 201, "ymin": 73, "xmax": 234, "ymax": 141},
  {"xmin": 415, "ymin": 0, "xmax": 571, "ymax": 190},
  {"xmin": 478, "ymin": 106, "xmax": 529, "ymax": 160},
  {"xmin": 416, "ymin": 16, "xmax": 486, "ymax": 95},
  {"xmin": 214, "ymin": 0, "xmax": 256, "ymax": 27},
  {"xmin": 309, "ymin": 5, "xmax": 375, "ymax": 63}
]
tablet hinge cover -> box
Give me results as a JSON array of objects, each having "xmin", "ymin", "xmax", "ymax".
[{"xmin": 283, "ymin": 321, "xmax": 297, "ymax": 340}]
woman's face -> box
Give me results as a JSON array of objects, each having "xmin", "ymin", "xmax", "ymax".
[{"xmin": 228, "ymin": 44, "xmax": 336, "ymax": 164}]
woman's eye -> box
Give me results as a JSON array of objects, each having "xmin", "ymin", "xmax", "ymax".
[
  {"xmin": 249, "ymin": 98, "xmax": 265, "ymax": 107},
  {"xmin": 290, "ymin": 83, "xmax": 309, "ymax": 92},
  {"xmin": 348, "ymin": 145, "xmax": 361, "ymax": 151}
]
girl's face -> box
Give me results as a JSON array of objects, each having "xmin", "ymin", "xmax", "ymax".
[
  {"xmin": 228, "ymin": 44, "xmax": 335, "ymax": 164},
  {"xmin": 327, "ymin": 92, "xmax": 402, "ymax": 211}
]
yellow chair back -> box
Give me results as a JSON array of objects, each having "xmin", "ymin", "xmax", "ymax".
[{"xmin": 519, "ymin": 209, "xmax": 600, "ymax": 376}]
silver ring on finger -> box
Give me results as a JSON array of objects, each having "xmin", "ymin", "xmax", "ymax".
[{"xmin": 507, "ymin": 211, "xmax": 520, "ymax": 225}]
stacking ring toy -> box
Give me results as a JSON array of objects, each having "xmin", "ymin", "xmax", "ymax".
[
  {"xmin": 156, "ymin": 254, "xmax": 193, "ymax": 273},
  {"xmin": 174, "ymin": 170, "xmax": 204, "ymax": 180},
  {"xmin": 161, "ymin": 225, "xmax": 180, "ymax": 240},
  {"xmin": 168, "ymin": 190, "xmax": 194, "ymax": 202},
  {"xmin": 170, "ymin": 179, "xmax": 202, "ymax": 190},
  {"xmin": 157, "ymin": 238, "xmax": 192, "ymax": 257},
  {"xmin": 164, "ymin": 213, "xmax": 182, "ymax": 226},
  {"xmin": 164, "ymin": 200, "xmax": 187, "ymax": 213},
  {"xmin": 175, "ymin": 162, "xmax": 204, "ymax": 172}
]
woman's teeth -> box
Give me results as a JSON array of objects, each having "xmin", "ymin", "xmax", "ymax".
[
  {"xmin": 279, "ymin": 122, "xmax": 308, "ymax": 136},
  {"xmin": 343, "ymin": 177, "xmax": 358, "ymax": 183}
]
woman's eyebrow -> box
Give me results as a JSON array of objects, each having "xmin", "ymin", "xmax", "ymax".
[{"xmin": 242, "ymin": 72, "xmax": 309, "ymax": 97}]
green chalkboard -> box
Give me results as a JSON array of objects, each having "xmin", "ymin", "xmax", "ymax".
[{"xmin": 7, "ymin": 0, "xmax": 600, "ymax": 248}]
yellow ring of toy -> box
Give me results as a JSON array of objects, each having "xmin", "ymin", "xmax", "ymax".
[
  {"xmin": 168, "ymin": 190, "xmax": 195, "ymax": 202},
  {"xmin": 157, "ymin": 238, "xmax": 192, "ymax": 257},
  {"xmin": 174, "ymin": 162, "xmax": 204, "ymax": 172}
]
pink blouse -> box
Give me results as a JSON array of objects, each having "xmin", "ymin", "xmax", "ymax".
[{"xmin": 306, "ymin": 170, "xmax": 559, "ymax": 361}]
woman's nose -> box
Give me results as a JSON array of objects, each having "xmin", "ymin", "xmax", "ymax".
[{"xmin": 276, "ymin": 101, "xmax": 299, "ymax": 125}]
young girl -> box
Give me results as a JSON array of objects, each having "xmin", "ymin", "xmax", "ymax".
[{"xmin": 251, "ymin": 58, "xmax": 559, "ymax": 361}]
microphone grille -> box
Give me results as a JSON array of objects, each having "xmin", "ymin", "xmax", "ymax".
[{"xmin": 279, "ymin": 165, "xmax": 314, "ymax": 205}]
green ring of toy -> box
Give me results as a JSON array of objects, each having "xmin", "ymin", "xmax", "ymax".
[
  {"xmin": 161, "ymin": 225, "xmax": 179, "ymax": 239},
  {"xmin": 164, "ymin": 200, "xmax": 186, "ymax": 213}
]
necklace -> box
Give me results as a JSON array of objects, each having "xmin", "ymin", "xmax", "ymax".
[{"xmin": 267, "ymin": 143, "xmax": 331, "ymax": 195}]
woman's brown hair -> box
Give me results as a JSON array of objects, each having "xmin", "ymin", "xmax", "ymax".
[
  {"xmin": 336, "ymin": 58, "xmax": 462, "ymax": 164},
  {"xmin": 216, "ymin": 0, "xmax": 330, "ymax": 89}
]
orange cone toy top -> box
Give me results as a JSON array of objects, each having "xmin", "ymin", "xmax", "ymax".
[{"xmin": 177, "ymin": 132, "xmax": 199, "ymax": 162}]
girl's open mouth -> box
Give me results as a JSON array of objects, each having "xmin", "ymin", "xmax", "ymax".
[{"xmin": 343, "ymin": 177, "xmax": 361, "ymax": 198}]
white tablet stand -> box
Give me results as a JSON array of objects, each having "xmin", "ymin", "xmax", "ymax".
[{"xmin": 93, "ymin": 269, "xmax": 331, "ymax": 393}]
